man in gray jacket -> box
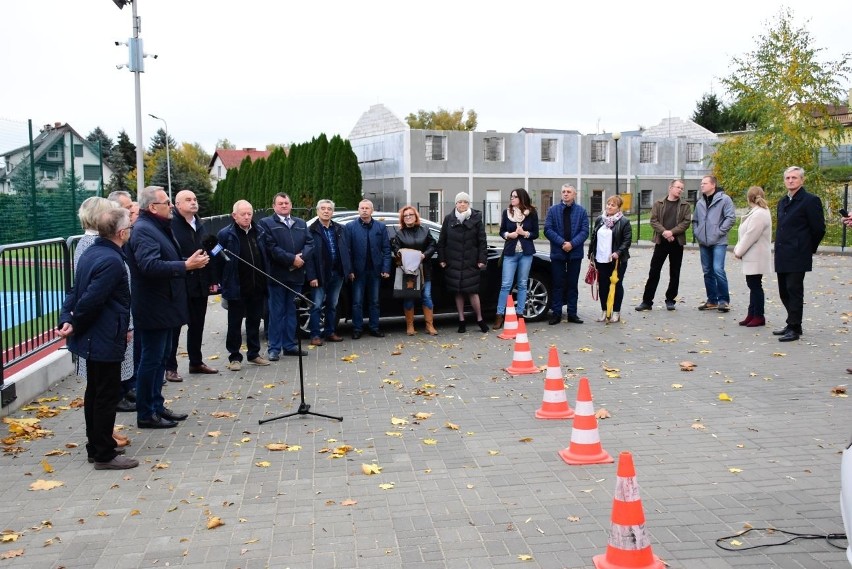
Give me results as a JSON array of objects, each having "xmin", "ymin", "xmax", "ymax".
[{"xmin": 692, "ymin": 176, "xmax": 735, "ymax": 312}]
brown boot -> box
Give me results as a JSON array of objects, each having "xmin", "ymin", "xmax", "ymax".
[
  {"xmin": 422, "ymin": 306, "xmax": 438, "ymax": 336},
  {"xmin": 404, "ymin": 307, "xmax": 416, "ymax": 336},
  {"xmin": 493, "ymin": 314, "xmax": 504, "ymax": 329}
]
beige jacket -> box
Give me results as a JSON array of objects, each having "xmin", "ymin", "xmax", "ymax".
[{"xmin": 733, "ymin": 206, "xmax": 772, "ymax": 275}]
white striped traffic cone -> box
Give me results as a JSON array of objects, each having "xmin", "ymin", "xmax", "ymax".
[
  {"xmin": 498, "ymin": 296, "xmax": 519, "ymax": 340},
  {"xmin": 558, "ymin": 377, "xmax": 613, "ymax": 465},
  {"xmin": 505, "ymin": 318, "xmax": 540, "ymax": 375},
  {"xmin": 535, "ymin": 346, "xmax": 574, "ymax": 419}
]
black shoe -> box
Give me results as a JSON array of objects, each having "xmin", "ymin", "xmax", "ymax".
[
  {"xmin": 778, "ymin": 330, "xmax": 800, "ymax": 342},
  {"xmin": 268, "ymin": 351, "xmax": 280, "ymax": 361},
  {"xmin": 566, "ymin": 315, "xmax": 584, "ymax": 324},
  {"xmin": 665, "ymin": 300, "xmax": 676, "ymax": 311},
  {"xmin": 352, "ymin": 331, "xmax": 362, "ymax": 340},
  {"xmin": 548, "ymin": 315, "xmax": 561, "ymax": 325},
  {"xmin": 115, "ymin": 397, "xmax": 136, "ymax": 413},
  {"xmin": 137, "ymin": 414, "xmax": 178, "ymax": 429},
  {"xmin": 772, "ymin": 326, "xmax": 791, "ymax": 336},
  {"xmin": 368, "ymin": 329, "xmax": 385, "ymax": 338},
  {"xmin": 284, "ymin": 349, "xmax": 308, "ymax": 357},
  {"xmin": 159, "ymin": 408, "xmax": 188, "ymax": 422},
  {"xmin": 635, "ymin": 302, "xmax": 653, "ymax": 311},
  {"xmin": 457, "ymin": 321, "xmax": 467, "ymax": 333},
  {"xmin": 477, "ymin": 320, "xmax": 489, "ymax": 333},
  {"xmin": 124, "ymin": 388, "xmax": 136, "ymax": 403}
]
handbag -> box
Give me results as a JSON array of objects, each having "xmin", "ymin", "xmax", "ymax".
[{"xmin": 584, "ymin": 260, "xmax": 599, "ymax": 300}]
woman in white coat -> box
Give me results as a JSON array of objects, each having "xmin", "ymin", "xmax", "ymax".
[{"xmin": 733, "ymin": 186, "xmax": 772, "ymax": 327}]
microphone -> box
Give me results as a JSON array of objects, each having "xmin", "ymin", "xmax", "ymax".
[{"xmin": 202, "ymin": 235, "xmax": 230, "ymax": 261}]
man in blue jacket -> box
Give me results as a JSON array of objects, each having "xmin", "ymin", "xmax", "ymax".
[
  {"xmin": 693, "ymin": 176, "xmax": 736, "ymax": 312},
  {"xmin": 127, "ymin": 186, "xmax": 209, "ymax": 429},
  {"xmin": 773, "ymin": 166, "xmax": 825, "ymax": 342},
  {"xmin": 544, "ymin": 184, "xmax": 589, "ymax": 325},
  {"xmin": 345, "ymin": 199, "xmax": 392, "ymax": 339},
  {"xmin": 217, "ymin": 200, "xmax": 270, "ymax": 370},
  {"xmin": 259, "ymin": 193, "xmax": 313, "ymax": 359},
  {"xmin": 306, "ymin": 199, "xmax": 352, "ymax": 346},
  {"xmin": 59, "ymin": 208, "xmax": 138, "ymax": 469}
]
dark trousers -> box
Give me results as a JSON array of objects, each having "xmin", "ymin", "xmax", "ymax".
[
  {"xmin": 136, "ymin": 328, "xmax": 171, "ymax": 421},
  {"xmin": 597, "ymin": 259, "xmax": 628, "ymax": 312},
  {"xmin": 226, "ymin": 293, "xmax": 265, "ymax": 363},
  {"xmin": 642, "ymin": 241, "xmax": 683, "ymax": 304},
  {"xmin": 745, "ymin": 274, "xmax": 765, "ymax": 317},
  {"xmin": 85, "ymin": 360, "xmax": 122, "ymax": 463},
  {"xmin": 167, "ymin": 296, "xmax": 208, "ymax": 370},
  {"xmin": 550, "ymin": 257, "xmax": 582, "ymax": 317},
  {"xmin": 777, "ymin": 271, "xmax": 805, "ymax": 332}
]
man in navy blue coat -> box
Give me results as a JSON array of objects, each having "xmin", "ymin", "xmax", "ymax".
[
  {"xmin": 59, "ymin": 208, "xmax": 138, "ymax": 470},
  {"xmin": 127, "ymin": 186, "xmax": 209, "ymax": 429},
  {"xmin": 259, "ymin": 193, "xmax": 313, "ymax": 359},
  {"xmin": 544, "ymin": 184, "xmax": 589, "ymax": 325},
  {"xmin": 344, "ymin": 199, "xmax": 392, "ymax": 339},
  {"xmin": 773, "ymin": 166, "xmax": 826, "ymax": 342}
]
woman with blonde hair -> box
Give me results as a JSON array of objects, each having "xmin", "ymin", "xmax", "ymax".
[
  {"xmin": 391, "ymin": 206, "xmax": 438, "ymax": 335},
  {"xmin": 588, "ymin": 195, "xmax": 632, "ymax": 323},
  {"xmin": 733, "ymin": 186, "xmax": 772, "ymax": 327}
]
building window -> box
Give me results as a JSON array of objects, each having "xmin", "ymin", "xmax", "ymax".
[
  {"xmin": 217, "ymin": 165, "xmax": 222, "ymax": 178},
  {"xmin": 541, "ymin": 138, "xmax": 557, "ymax": 162},
  {"xmin": 83, "ymin": 165, "xmax": 101, "ymax": 181},
  {"xmin": 687, "ymin": 189, "xmax": 698, "ymax": 202},
  {"xmin": 46, "ymin": 146, "xmax": 62, "ymax": 161},
  {"xmin": 74, "ymin": 144, "xmax": 84, "ymax": 158},
  {"xmin": 639, "ymin": 142, "xmax": 656, "ymax": 164},
  {"xmin": 686, "ymin": 143, "xmax": 703, "ymax": 163},
  {"xmin": 591, "ymin": 140, "xmax": 608, "ymax": 162},
  {"xmin": 484, "ymin": 137, "xmax": 504, "ymax": 162},
  {"xmin": 640, "ymin": 189, "xmax": 653, "ymax": 208},
  {"xmin": 41, "ymin": 165, "xmax": 59, "ymax": 180},
  {"xmin": 425, "ymin": 135, "xmax": 446, "ymax": 161}
]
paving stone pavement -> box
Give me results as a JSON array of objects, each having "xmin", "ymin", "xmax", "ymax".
[{"xmin": 0, "ymin": 246, "xmax": 849, "ymax": 569}]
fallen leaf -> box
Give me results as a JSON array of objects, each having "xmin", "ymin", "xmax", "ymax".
[
  {"xmin": 207, "ymin": 516, "xmax": 224, "ymax": 529},
  {"xmin": 207, "ymin": 431, "xmax": 222, "ymax": 438},
  {"xmin": 579, "ymin": 347, "xmax": 592, "ymax": 352},
  {"xmin": 266, "ymin": 443, "xmax": 289, "ymax": 451},
  {"xmin": 340, "ymin": 499, "xmax": 357, "ymax": 506},
  {"xmin": 390, "ymin": 417, "xmax": 408, "ymax": 426},
  {"xmin": 691, "ymin": 423, "xmax": 706, "ymax": 430},
  {"xmin": 130, "ymin": 509, "xmax": 141, "ymax": 516},
  {"xmin": 341, "ymin": 354, "xmax": 359, "ymax": 363},
  {"xmin": 771, "ymin": 352, "xmax": 786, "ymax": 357},
  {"xmin": 1, "ymin": 532, "xmax": 20, "ymax": 543},
  {"xmin": 567, "ymin": 516, "xmax": 580, "ymax": 522},
  {"xmin": 671, "ymin": 383, "xmax": 683, "ymax": 389},
  {"xmin": 413, "ymin": 412, "xmax": 432, "ymax": 420},
  {"xmin": 518, "ymin": 437, "xmax": 533, "ymax": 443},
  {"xmin": 44, "ymin": 449, "xmax": 68, "ymax": 457},
  {"xmin": 422, "ymin": 439, "xmax": 438, "ymax": 445},
  {"xmin": 0, "ymin": 549, "xmax": 24, "ymax": 559},
  {"xmin": 718, "ymin": 393, "xmax": 733, "ymax": 402},
  {"xmin": 831, "ymin": 386, "xmax": 847, "ymax": 397},
  {"xmin": 730, "ymin": 539, "xmax": 743, "ymax": 547},
  {"xmin": 680, "ymin": 361, "xmax": 696, "ymax": 371},
  {"xmin": 255, "ymin": 461, "xmax": 271, "ymax": 468},
  {"xmin": 595, "ymin": 408, "xmax": 611, "ymax": 419},
  {"xmin": 153, "ymin": 463, "xmax": 170, "ymax": 470},
  {"xmin": 517, "ymin": 554, "xmax": 534, "ymax": 561},
  {"xmin": 488, "ymin": 450, "xmax": 500, "ymax": 456},
  {"xmin": 378, "ymin": 483, "xmax": 394, "ymax": 490},
  {"xmin": 445, "ymin": 422, "xmax": 459, "ymax": 430},
  {"xmin": 40, "ymin": 459, "xmax": 54, "ymax": 473},
  {"xmin": 361, "ymin": 463, "xmax": 382, "ymax": 475},
  {"xmin": 97, "ymin": 511, "xmax": 108, "ymax": 517},
  {"xmin": 385, "ymin": 432, "xmax": 403, "ymax": 438},
  {"xmin": 262, "ymin": 384, "xmax": 276, "ymax": 389},
  {"xmin": 286, "ymin": 445, "xmax": 301, "ymax": 451},
  {"xmin": 211, "ymin": 411, "xmax": 237, "ymax": 418},
  {"xmin": 729, "ymin": 467, "xmax": 743, "ymax": 474},
  {"xmin": 29, "ymin": 480, "xmax": 63, "ymax": 491}
]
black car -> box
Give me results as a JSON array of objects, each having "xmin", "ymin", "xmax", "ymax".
[{"xmin": 299, "ymin": 213, "xmax": 552, "ymax": 332}]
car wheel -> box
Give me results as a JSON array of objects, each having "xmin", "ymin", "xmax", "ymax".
[
  {"xmin": 521, "ymin": 273, "xmax": 550, "ymax": 322},
  {"xmin": 297, "ymin": 297, "xmax": 340, "ymax": 336}
]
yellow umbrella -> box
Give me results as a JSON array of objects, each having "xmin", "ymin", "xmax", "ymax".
[{"xmin": 606, "ymin": 259, "xmax": 620, "ymax": 320}]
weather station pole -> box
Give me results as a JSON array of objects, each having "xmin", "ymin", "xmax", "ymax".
[{"xmin": 612, "ymin": 131, "xmax": 621, "ymax": 195}]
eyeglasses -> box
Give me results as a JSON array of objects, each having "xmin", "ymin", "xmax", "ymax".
[
  {"xmin": 152, "ymin": 200, "xmax": 172, "ymax": 206},
  {"xmin": 403, "ymin": 213, "xmax": 416, "ymax": 218}
]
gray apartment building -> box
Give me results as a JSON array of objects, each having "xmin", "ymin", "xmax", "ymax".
[{"xmin": 348, "ymin": 104, "xmax": 717, "ymax": 224}]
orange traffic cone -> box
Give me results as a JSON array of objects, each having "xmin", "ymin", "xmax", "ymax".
[
  {"xmin": 505, "ymin": 318, "xmax": 540, "ymax": 376},
  {"xmin": 498, "ymin": 296, "xmax": 519, "ymax": 340},
  {"xmin": 593, "ymin": 452, "xmax": 664, "ymax": 569},
  {"xmin": 535, "ymin": 347, "xmax": 574, "ymax": 419},
  {"xmin": 558, "ymin": 377, "xmax": 613, "ymax": 465}
]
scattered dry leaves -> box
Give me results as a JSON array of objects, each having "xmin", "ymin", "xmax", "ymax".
[
  {"xmin": 29, "ymin": 480, "xmax": 63, "ymax": 491},
  {"xmin": 679, "ymin": 361, "xmax": 696, "ymax": 371}
]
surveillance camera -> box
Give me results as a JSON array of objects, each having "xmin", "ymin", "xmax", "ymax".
[
  {"xmin": 115, "ymin": 41, "xmax": 120, "ymax": 46},
  {"xmin": 152, "ymin": 54, "xmax": 158, "ymax": 59}
]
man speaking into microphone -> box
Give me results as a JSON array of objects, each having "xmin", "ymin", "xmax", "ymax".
[{"xmin": 216, "ymin": 200, "xmax": 270, "ymax": 371}]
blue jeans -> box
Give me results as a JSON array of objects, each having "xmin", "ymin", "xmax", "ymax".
[
  {"xmin": 403, "ymin": 280, "xmax": 433, "ymax": 310},
  {"xmin": 550, "ymin": 257, "xmax": 582, "ymax": 317},
  {"xmin": 351, "ymin": 270, "xmax": 381, "ymax": 332},
  {"xmin": 268, "ymin": 283, "xmax": 302, "ymax": 354},
  {"xmin": 699, "ymin": 244, "xmax": 729, "ymax": 303},
  {"xmin": 497, "ymin": 254, "xmax": 533, "ymax": 315},
  {"xmin": 135, "ymin": 328, "xmax": 171, "ymax": 421},
  {"xmin": 309, "ymin": 272, "xmax": 344, "ymax": 338}
]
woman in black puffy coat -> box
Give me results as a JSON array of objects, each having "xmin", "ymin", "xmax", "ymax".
[{"xmin": 437, "ymin": 192, "xmax": 489, "ymax": 333}]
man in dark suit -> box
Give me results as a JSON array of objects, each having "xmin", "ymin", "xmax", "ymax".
[
  {"xmin": 544, "ymin": 184, "xmax": 589, "ymax": 324},
  {"xmin": 165, "ymin": 189, "xmax": 218, "ymax": 380},
  {"xmin": 59, "ymin": 208, "xmax": 139, "ymax": 469},
  {"xmin": 773, "ymin": 166, "xmax": 825, "ymax": 342},
  {"xmin": 344, "ymin": 199, "xmax": 391, "ymax": 339},
  {"xmin": 127, "ymin": 186, "xmax": 209, "ymax": 428},
  {"xmin": 259, "ymin": 192, "xmax": 313, "ymax": 359}
]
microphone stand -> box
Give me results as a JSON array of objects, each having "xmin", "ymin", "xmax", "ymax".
[{"xmin": 220, "ymin": 248, "xmax": 343, "ymax": 424}]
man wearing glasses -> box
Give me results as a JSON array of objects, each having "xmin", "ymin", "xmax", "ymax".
[{"xmin": 127, "ymin": 186, "xmax": 209, "ymax": 429}]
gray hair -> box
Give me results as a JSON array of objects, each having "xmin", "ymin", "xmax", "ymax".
[
  {"xmin": 78, "ymin": 196, "xmax": 117, "ymax": 230},
  {"xmin": 561, "ymin": 183, "xmax": 576, "ymax": 192},
  {"xmin": 784, "ymin": 166, "xmax": 805, "ymax": 178},
  {"xmin": 316, "ymin": 198, "xmax": 335, "ymax": 210},
  {"xmin": 97, "ymin": 207, "xmax": 130, "ymax": 238},
  {"xmin": 107, "ymin": 190, "xmax": 132, "ymax": 205},
  {"xmin": 232, "ymin": 199, "xmax": 252, "ymax": 213},
  {"xmin": 138, "ymin": 186, "xmax": 165, "ymax": 210}
]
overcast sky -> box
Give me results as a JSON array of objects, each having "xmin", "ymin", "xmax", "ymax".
[{"xmin": 1, "ymin": 1, "xmax": 848, "ymax": 155}]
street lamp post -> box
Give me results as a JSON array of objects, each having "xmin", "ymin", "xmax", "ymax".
[
  {"xmin": 612, "ymin": 131, "xmax": 621, "ymax": 195},
  {"xmin": 148, "ymin": 113, "xmax": 172, "ymax": 202}
]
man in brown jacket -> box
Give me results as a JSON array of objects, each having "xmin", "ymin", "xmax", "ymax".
[{"xmin": 635, "ymin": 179, "xmax": 692, "ymax": 311}]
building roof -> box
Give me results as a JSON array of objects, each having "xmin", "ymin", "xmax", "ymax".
[
  {"xmin": 517, "ymin": 127, "xmax": 582, "ymax": 135},
  {"xmin": 642, "ymin": 117, "xmax": 717, "ymax": 139},
  {"xmin": 349, "ymin": 104, "xmax": 408, "ymax": 139},
  {"xmin": 209, "ymin": 148, "xmax": 271, "ymax": 170}
]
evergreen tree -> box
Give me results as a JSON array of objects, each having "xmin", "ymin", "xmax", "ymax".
[
  {"xmin": 311, "ymin": 133, "xmax": 329, "ymax": 205},
  {"xmin": 148, "ymin": 128, "xmax": 176, "ymax": 153},
  {"xmin": 86, "ymin": 127, "xmax": 114, "ymax": 163},
  {"xmin": 324, "ymin": 136, "xmax": 342, "ymax": 204}
]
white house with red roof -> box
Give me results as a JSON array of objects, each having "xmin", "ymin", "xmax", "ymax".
[{"xmin": 208, "ymin": 147, "xmax": 271, "ymax": 189}]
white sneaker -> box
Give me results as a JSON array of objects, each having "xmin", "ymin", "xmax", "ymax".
[{"xmin": 226, "ymin": 361, "xmax": 241, "ymax": 371}]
